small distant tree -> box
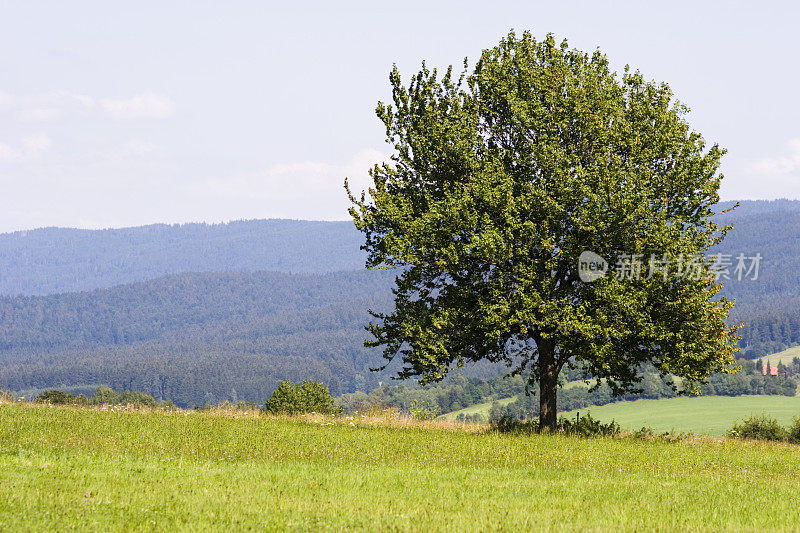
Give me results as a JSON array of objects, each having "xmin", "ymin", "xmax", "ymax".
[
  {"xmin": 34, "ymin": 390, "xmax": 75, "ymax": 404},
  {"xmin": 348, "ymin": 30, "xmax": 739, "ymax": 431},
  {"xmin": 74, "ymin": 393, "xmax": 90, "ymax": 406},
  {"xmin": 265, "ymin": 381, "xmax": 303, "ymax": 414},
  {"xmin": 264, "ymin": 380, "xmax": 342, "ymax": 415},
  {"xmin": 118, "ymin": 390, "xmax": 159, "ymax": 407},
  {"xmin": 91, "ymin": 386, "xmax": 120, "ymax": 405}
]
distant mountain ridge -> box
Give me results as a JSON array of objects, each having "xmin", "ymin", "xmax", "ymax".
[
  {"xmin": 2, "ymin": 199, "xmax": 800, "ymax": 404},
  {"xmin": 0, "ymin": 219, "xmax": 366, "ymax": 296},
  {"xmin": 0, "ymin": 200, "xmax": 799, "ymax": 297}
]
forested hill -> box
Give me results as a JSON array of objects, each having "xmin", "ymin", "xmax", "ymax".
[
  {"xmin": 0, "ymin": 219, "xmax": 365, "ymax": 296},
  {"xmin": 713, "ymin": 202, "xmax": 800, "ymax": 310},
  {"xmin": 1, "ymin": 200, "xmax": 800, "ymax": 404},
  {"xmin": 1, "ymin": 200, "xmax": 799, "ymax": 297},
  {"xmin": 0, "ymin": 270, "xmax": 397, "ymax": 406}
]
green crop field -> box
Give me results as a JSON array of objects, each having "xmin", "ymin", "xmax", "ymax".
[
  {"xmin": 561, "ymin": 395, "xmax": 800, "ymax": 436},
  {"xmin": 3, "ymin": 402, "xmax": 800, "ymax": 531}
]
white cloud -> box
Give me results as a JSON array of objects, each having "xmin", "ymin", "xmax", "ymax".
[
  {"xmin": 119, "ymin": 139, "xmax": 158, "ymax": 156},
  {"xmin": 0, "ymin": 133, "xmax": 52, "ymax": 161},
  {"xmin": 0, "ymin": 142, "xmax": 19, "ymax": 160},
  {"xmin": 200, "ymin": 148, "xmax": 389, "ymax": 220},
  {"xmin": 0, "ymin": 89, "xmax": 176, "ymax": 122},
  {"xmin": 749, "ymin": 139, "xmax": 800, "ymax": 176},
  {"xmin": 0, "ymin": 90, "xmax": 95, "ymax": 122},
  {"xmin": 100, "ymin": 91, "xmax": 175, "ymax": 119},
  {"xmin": 0, "ymin": 148, "xmax": 388, "ymax": 232},
  {"xmin": 22, "ymin": 133, "xmax": 53, "ymax": 152},
  {"xmin": 720, "ymin": 139, "xmax": 800, "ymax": 200}
]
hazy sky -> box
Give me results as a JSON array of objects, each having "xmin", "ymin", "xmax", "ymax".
[{"xmin": 1, "ymin": 1, "xmax": 798, "ymax": 232}]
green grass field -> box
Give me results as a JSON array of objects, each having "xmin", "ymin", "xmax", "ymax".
[
  {"xmin": 758, "ymin": 345, "xmax": 800, "ymax": 367},
  {"xmin": 439, "ymin": 395, "xmax": 516, "ymax": 420},
  {"xmin": 441, "ymin": 380, "xmax": 595, "ymax": 421},
  {"xmin": 3, "ymin": 402, "xmax": 800, "ymax": 531},
  {"xmin": 562, "ymin": 395, "xmax": 800, "ymax": 436}
]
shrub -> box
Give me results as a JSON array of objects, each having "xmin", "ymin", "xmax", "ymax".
[
  {"xmin": 91, "ymin": 386, "xmax": 120, "ymax": 405},
  {"xmin": 787, "ymin": 417, "xmax": 800, "ymax": 444},
  {"xmin": 729, "ymin": 415, "xmax": 787, "ymax": 441},
  {"xmin": 118, "ymin": 390, "xmax": 159, "ymax": 407},
  {"xmin": 74, "ymin": 394, "xmax": 90, "ymax": 406},
  {"xmin": 265, "ymin": 380, "xmax": 342, "ymax": 415},
  {"xmin": 265, "ymin": 381, "xmax": 303, "ymax": 414},
  {"xmin": 490, "ymin": 411, "xmax": 619, "ymax": 437},
  {"xmin": 632, "ymin": 427, "xmax": 656, "ymax": 439},
  {"xmin": 557, "ymin": 412, "xmax": 620, "ymax": 437},
  {"xmin": 489, "ymin": 414, "xmax": 539, "ymax": 435},
  {"xmin": 34, "ymin": 390, "xmax": 75, "ymax": 404}
]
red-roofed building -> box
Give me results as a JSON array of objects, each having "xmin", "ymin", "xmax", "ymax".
[{"xmin": 762, "ymin": 362, "xmax": 780, "ymax": 376}]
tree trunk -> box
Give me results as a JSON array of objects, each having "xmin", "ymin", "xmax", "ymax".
[{"xmin": 538, "ymin": 339, "xmax": 558, "ymax": 432}]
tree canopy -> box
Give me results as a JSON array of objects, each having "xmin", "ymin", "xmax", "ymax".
[{"xmin": 348, "ymin": 30, "xmax": 740, "ymax": 430}]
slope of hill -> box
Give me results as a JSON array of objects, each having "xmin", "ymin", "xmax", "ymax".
[
  {"xmin": 1, "ymin": 199, "xmax": 799, "ymax": 405},
  {"xmin": 0, "ymin": 199, "xmax": 797, "ymax": 298},
  {"xmin": 0, "ymin": 219, "xmax": 365, "ymax": 295},
  {"xmin": 756, "ymin": 346, "xmax": 800, "ymax": 367},
  {"xmin": 714, "ymin": 207, "xmax": 800, "ymax": 311},
  {"xmin": 0, "ymin": 269, "xmax": 397, "ymax": 406}
]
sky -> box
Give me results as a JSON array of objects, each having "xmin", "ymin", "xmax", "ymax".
[{"xmin": 0, "ymin": 1, "xmax": 798, "ymax": 232}]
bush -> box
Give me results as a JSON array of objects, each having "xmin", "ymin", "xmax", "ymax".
[
  {"xmin": 557, "ymin": 412, "xmax": 620, "ymax": 437},
  {"xmin": 74, "ymin": 394, "xmax": 90, "ymax": 406},
  {"xmin": 489, "ymin": 414, "xmax": 539, "ymax": 434},
  {"xmin": 787, "ymin": 417, "xmax": 800, "ymax": 444},
  {"xmin": 90, "ymin": 386, "xmax": 120, "ymax": 405},
  {"xmin": 490, "ymin": 412, "xmax": 620, "ymax": 437},
  {"xmin": 729, "ymin": 415, "xmax": 787, "ymax": 441},
  {"xmin": 265, "ymin": 380, "xmax": 342, "ymax": 415},
  {"xmin": 34, "ymin": 390, "xmax": 75, "ymax": 404},
  {"xmin": 118, "ymin": 390, "xmax": 159, "ymax": 407}
]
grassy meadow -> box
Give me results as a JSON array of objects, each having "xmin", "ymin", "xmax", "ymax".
[
  {"xmin": 439, "ymin": 395, "xmax": 516, "ymax": 421},
  {"xmin": 3, "ymin": 402, "xmax": 800, "ymax": 531},
  {"xmin": 444, "ymin": 394, "xmax": 800, "ymax": 435},
  {"xmin": 561, "ymin": 395, "xmax": 800, "ymax": 436},
  {"xmin": 441, "ymin": 380, "xmax": 595, "ymax": 422},
  {"xmin": 758, "ymin": 345, "xmax": 800, "ymax": 368}
]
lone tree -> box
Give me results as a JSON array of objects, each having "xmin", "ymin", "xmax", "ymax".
[{"xmin": 347, "ymin": 31, "xmax": 739, "ymax": 431}]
